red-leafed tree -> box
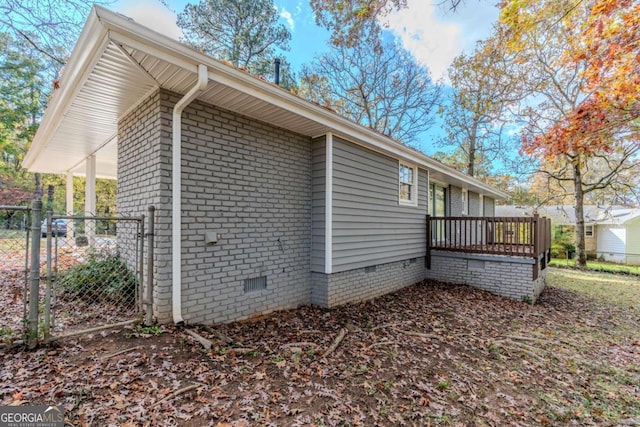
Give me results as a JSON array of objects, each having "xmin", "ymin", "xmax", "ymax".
[{"xmin": 500, "ymin": 0, "xmax": 640, "ymax": 266}]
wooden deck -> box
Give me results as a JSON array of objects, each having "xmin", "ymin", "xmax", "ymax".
[
  {"xmin": 433, "ymin": 243, "xmax": 535, "ymax": 257},
  {"xmin": 425, "ymin": 215, "xmax": 552, "ymax": 277}
]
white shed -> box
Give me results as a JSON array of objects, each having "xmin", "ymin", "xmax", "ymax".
[{"xmin": 596, "ymin": 210, "xmax": 640, "ymax": 265}]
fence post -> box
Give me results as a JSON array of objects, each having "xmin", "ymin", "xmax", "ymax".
[
  {"xmin": 27, "ymin": 198, "xmax": 42, "ymax": 349},
  {"xmin": 138, "ymin": 214, "xmax": 145, "ymax": 323},
  {"xmin": 532, "ymin": 214, "xmax": 540, "ymax": 280},
  {"xmin": 44, "ymin": 211, "xmax": 53, "ymax": 342},
  {"xmin": 145, "ymin": 206, "xmax": 155, "ymax": 325},
  {"xmin": 546, "ymin": 218, "xmax": 552, "ymax": 262}
]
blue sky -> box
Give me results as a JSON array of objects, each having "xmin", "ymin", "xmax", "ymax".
[{"xmin": 113, "ymin": 0, "xmax": 500, "ymax": 156}]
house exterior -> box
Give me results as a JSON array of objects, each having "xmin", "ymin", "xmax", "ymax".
[
  {"xmin": 595, "ymin": 209, "xmax": 640, "ymax": 265},
  {"xmin": 24, "ymin": 7, "xmax": 550, "ymax": 326},
  {"xmin": 496, "ymin": 205, "xmax": 640, "ymax": 265}
]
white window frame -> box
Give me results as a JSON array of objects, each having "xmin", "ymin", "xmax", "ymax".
[
  {"xmin": 399, "ymin": 161, "xmax": 418, "ymax": 207},
  {"xmin": 585, "ymin": 225, "xmax": 594, "ymax": 237},
  {"xmin": 461, "ymin": 189, "xmax": 468, "ymax": 215},
  {"xmin": 479, "ymin": 195, "xmax": 484, "ymax": 216}
]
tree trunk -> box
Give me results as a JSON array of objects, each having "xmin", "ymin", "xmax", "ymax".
[
  {"xmin": 467, "ymin": 120, "xmax": 478, "ymax": 177},
  {"xmin": 572, "ymin": 159, "xmax": 587, "ymax": 267}
]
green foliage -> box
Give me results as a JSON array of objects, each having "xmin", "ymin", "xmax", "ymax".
[
  {"xmin": 177, "ymin": 0, "xmax": 291, "ymax": 76},
  {"xmin": 549, "ymin": 260, "xmax": 640, "ymax": 276},
  {"xmin": 0, "ymin": 33, "xmax": 46, "ymax": 173},
  {"xmin": 57, "ymin": 252, "xmax": 137, "ymax": 304},
  {"xmin": 133, "ymin": 324, "xmax": 163, "ymax": 336},
  {"xmin": 551, "ymin": 225, "xmax": 574, "ymax": 259}
]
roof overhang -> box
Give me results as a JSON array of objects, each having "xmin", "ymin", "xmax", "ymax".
[{"xmin": 24, "ymin": 5, "xmax": 508, "ymax": 199}]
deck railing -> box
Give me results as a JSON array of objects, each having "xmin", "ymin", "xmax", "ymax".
[{"xmin": 425, "ymin": 215, "xmax": 552, "ymax": 273}]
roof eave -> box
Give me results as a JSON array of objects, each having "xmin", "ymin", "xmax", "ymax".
[
  {"xmin": 25, "ymin": 5, "xmax": 507, "ymax": 200},
  {"xmin": 92, "ymin": 6, "xmax": 507, "ymax": 199},
  {"xmin": 23, "ymin": 8, "xmax": 110, "ymax": 170}
]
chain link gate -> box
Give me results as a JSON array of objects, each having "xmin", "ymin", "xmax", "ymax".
[
  {"xmin": 43, "ymin": 213, "xmax": 146, "ymax": 340},
  {"xmin": 0, "ymin": 206, "xmax": 33, "ymax": 345}
]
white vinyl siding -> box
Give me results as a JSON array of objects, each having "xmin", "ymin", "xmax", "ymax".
[
  {"xmin": 597, "ymin": 225, "xmax": 626, "ymax": 263},
  {"xmin": 626, "ymin": 221, "xmax": 640, "ymax": 265}
]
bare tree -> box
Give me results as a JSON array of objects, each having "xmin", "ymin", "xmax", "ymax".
[
  {"xmin": 0, "ymin": 0, "xmax": 107, "ymax": 65},
  {"xmin": 300, "ymin": 39, "xmax": 441, "ymax": 145},
  {"xmin": 439, "ymin": 35, "xmax": 522, "ymax": 176}
]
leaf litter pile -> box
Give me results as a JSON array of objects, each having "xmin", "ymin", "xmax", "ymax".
[{"xmin": 1, "ymin": 280, "xmax": 639, "ymax": 426}]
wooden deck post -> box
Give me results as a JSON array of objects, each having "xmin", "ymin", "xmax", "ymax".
[
  {"xmin": 532, "ymin": 214, "xmax": 540, "ymax": 280},
  {"xmin": 425, "ymin": 215, "xmax": 431, "ymax": 269}
]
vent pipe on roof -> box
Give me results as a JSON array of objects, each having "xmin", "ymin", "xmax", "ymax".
[
  {"xmin": 172, "ymin": 64, "xmax": 209, "ymax": 324},
  {"xmin": 274, "ymin": 58, "xmax": 281, "ymax": 86}
]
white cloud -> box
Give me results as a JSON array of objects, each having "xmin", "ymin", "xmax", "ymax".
[
  {"xmin": 117, "ymin": 0, "xmax": 183, "ymax": 41},
  {"xmin": 384, "ymin": 0, "xmax": 499, "ymax": 82},
  {"xmin": 280, "ymin": 7, "xmax": 295, "ymax": 31}
]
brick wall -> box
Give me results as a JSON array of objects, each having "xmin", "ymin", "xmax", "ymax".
[
  {"xmin": 449, "ymin": 185, "xmax": 463, "ymax": 216},
  {"xmin": 468, "ymin": 191, "xmax": 480, "ymax": 216},
  {"xmin": 118, "ymin": 89, "xmax": 313, "ymax": 324},
  {"xmin": 484, "ymin": 197, "xmax": 495, "ymax": 216},
  {"xmin": 168, "ymin": 91, "xmax": 313, "ymax": 324},
  {"xmin": 118, "ymin": 89, "xmax": 530, "ymax": 324},
  {"xmin": 425, "ymin": 251, "xmax": 547, "ymax": 303},
  {"xmin": 312, "ymin": 258, "xmax": 425, "ymax": 307},
  {"xmin": 117, "ymin": 89, "xmax": 174, "ymax": 322}
]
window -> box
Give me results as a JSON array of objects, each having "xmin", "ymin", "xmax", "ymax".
[
  {"xmin": 462, "ymin": 189, "xmax": 468, "ymax": 215},
  {"xmin": 399, "ymin": 162, "xmax": 418, "ymax": 206},
  {"xmin": 585, "ymin": 225, "xmax": 593, "ymax": 237},
  {"xmin": 479, "ymin": 195, "xmax": 484, "ymax": 216},
  {"xmin": 429, "ymin": 183, "xmax": 447, "ymax": 217}
]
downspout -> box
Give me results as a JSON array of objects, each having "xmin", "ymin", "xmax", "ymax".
[{"xmin": 172, "ymin": 64, "xmax": 209, "ymax": 324}]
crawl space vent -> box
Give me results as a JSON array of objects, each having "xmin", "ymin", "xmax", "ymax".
[{"xmin": 244, "ymin": 276, "xmax": 267, "ymax": 293}]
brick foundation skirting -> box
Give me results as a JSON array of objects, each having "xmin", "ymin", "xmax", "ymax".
[
  {"xmin": 424, "ymin": 251, "xmax": 547, "ymax": 303},
  {"xmin": 311, "ymin": 258, "xmax": 425, "ymax": 307}
]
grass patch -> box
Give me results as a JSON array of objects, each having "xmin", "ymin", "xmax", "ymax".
[
  {"xmin": 548, "ymin": 267, "xmax": 640, "ymax": 312},
  {"xmin": 549, "ymin": 258, "xmax": 640, "ymax": 275}
]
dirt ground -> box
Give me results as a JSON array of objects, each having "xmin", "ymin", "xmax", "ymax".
[{"xmin": 1, "ymin": 276, "xmax": 639, "ymax": 426}]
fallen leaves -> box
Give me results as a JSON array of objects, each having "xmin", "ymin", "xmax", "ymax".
[{"xmin": 1, "ymin": 278, "xmax": 639, "ymax": 425}]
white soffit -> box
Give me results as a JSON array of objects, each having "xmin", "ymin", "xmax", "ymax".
[
  {"xmin": 25, "ymin": 39, "xmax": 157, "ymax": 178},
  {"xmin": 24, "ymin": 5, "xmax": 507, "ymax": 200}
]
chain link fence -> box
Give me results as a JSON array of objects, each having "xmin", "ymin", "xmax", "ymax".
[
  {"xmin": 0, "ymin": 206, "xmax": 32, "ymax": 345},
  {"xmin": 1, "ymin": 200, "xmax": 154, "ymax": 347},
  {"xmin": 44, "ymin": 214, "xmax": 146, "ymax": 340}
]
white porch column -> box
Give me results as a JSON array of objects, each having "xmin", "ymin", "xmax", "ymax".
[
  {"xmin": 66, "ymin": 172, "xmax": 74, "ymax": 239},
  {"xmin": 85, "ymin": 155, "xmax": 96, "ymax": 244},
  {"xmin": 66, "ymin": 172, "xmax": 74, "ymax": 215}
]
